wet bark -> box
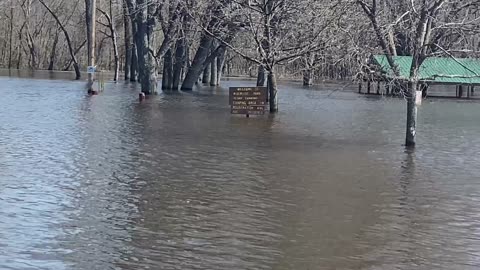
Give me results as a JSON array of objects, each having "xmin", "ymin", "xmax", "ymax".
[
  {"xmin": 135, "ymin": 0, "xmax": 157, "ymax": 94},
  {"xmin": 182, "ymin": 33, "xmax": 214, "ymax": 90},
  {"xmin": 181, "ymin": 5, "xmax": 223, "ymax": 91},
  {"xmin": 123, "ymin": 0, "xmax": 132, "ymax": 80},
  {"xmin": 17, "ymin": 25, "xmax": 23, "ymax": 69},
  {"xmin": 125, "ymin": 0, "xmax": 138, "ymax": 82},
  {"xmin": 130, "ymin": 31, "xmax": 138, "ymax": 82},
  {"xmin": 85, "ymin": 0, "xmax": 96, "ymax": 88},
  {"xmin": 406, "ymin": 82, "xmax": 417, "ymax": 147},
  {"xmin": 162, "ymin": 49, "xmax": 173, "ymax": 90},
  {"xmin": 303, "ymin": 53, "xmax": 315, "ymax": 86},
  {"xmin": 405, "ymin": 6, "xmax": 430, "ymax": 147},
  {"xmin": 303, "ymin": 69, "xmax": 313, "ymax": 86},
  {"xmin": 257, "ymin": 65, "xmax": 266, "ymax": 86},
  {"xmin": 48, "ymin": 31, "xmax": 59, "ymax": 71},
  {"xmin": 267, "ymin": 70, "xmax": 278, "ymax": 112},
  {"xmin": 215, "ymin": 49, "xmax": 226, "ymax": 85},
  {"xmin": 172, "ymin": 38, "xmax": 186, "ymax": 90},
  {"xmin": 8, "ymin": 7, "xmax": 13, "ymax": 69},
  {"xmin": 210, "ymin": 56, "xmax": 217, "ymax": 86},
  {"xmin": 202, "ymin": 62, "xmax": 211, "ymax": 85},
  {"xmin": 112, "ymin": 32, "xmax": 119, "ymax": 81}
]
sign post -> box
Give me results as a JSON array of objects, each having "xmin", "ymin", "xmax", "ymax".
[{"xmin": 229, "ymin": 87, "xmax": 268, "ymax": 117}]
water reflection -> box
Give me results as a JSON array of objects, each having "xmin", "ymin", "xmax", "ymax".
[{"xmin": 1, "ymin": 74, "xmax": 480, "ymax": 269}]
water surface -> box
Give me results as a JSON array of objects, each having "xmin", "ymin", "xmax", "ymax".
[{"xmin": 1, "ymin": 71, "xmax": 480, "ymax": 269}]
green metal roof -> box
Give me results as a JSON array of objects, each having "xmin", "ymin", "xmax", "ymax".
[{"xmin": 372, "ymin": 55, "xmax": 480, "ymax": 85}]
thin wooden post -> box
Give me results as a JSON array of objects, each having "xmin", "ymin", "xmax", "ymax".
[
  {"xmin": 467, "ymin": 85, "xmax": 471, "ymax": 99},
  {"xmin": 459, "ymin": 85, "xmax": 464, "ymax": 98},
  {"xmin": 367, "ymin": 81, "xmax": 371, "ymax": 94},
  {"xmin": 358, "ymin": 82, "xmax": 362, "ymax": 93},
  {"xmin": 472, "ymin": 86, "xmax": 475, "ymax": 96},
  {"xmin": 376, "ymin": 82, "xmax": 380, "ymax": 95}
]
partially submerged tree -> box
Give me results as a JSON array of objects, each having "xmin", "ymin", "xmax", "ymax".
[
  {"xmin": 85, "ymin": 0, "xmax": 96, "ymax": 90},
  {"xmin": 198, "ymin": 0, "xmax": 347, "ymax": 112},
  {"xmin": 357, "ymin": 0, "xmax": 480, "ymax": 147}
]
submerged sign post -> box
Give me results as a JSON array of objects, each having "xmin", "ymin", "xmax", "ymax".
[{"xmin": 229, "ymin": 87, "xmax": 268, "ymax": 116}]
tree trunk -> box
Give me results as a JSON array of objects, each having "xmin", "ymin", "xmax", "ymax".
[
  {"xmin": 85, "ymin": 0, "xmax": 96, "ymax": 89},
  {"xmin": 303, "ymin": 53, "xmax": 315, "ymax": 86},
  {"xmin": 125, "ymin": 0, "xmax": 138, "ymax": 82},
  {"xmin": 113, "ymin": 41, "xmax": 120, "ymax": 82},
  {"xmin": 8, "ymin": 6, "xmax": 13, "ymax": 70},
  {"xmin": 216, "ymin": 49, "xmax": 226, "ymax": 85},
  {"xmin": 406, "ymin": 81, "xmax": 417, "ymax": 147},
  {"xmin": 135, "ymin": 0, "xmax": 157, "ymax": 94},
  {"xmin": 303, "ymin": 69, "xmax": 313, "ymax": 86},
  {"xmin": 210, "ymin": 56, "xmax": 217, "ymax": 86},
  {"xmin": 110, "ymin": 0, "xmax": 119, "ymax": 81},
  {"xmin": 267, "ymin": 70, "xmax": 278, "ymax": 112},
  {"xmin": 257, "ymin": 65, "xmax": 266, "ymax": 86},
  {"xmin": 48, "ymin": 31, "xmax": 59, "ymax": 70},
  {"xmin": 172, "ymin": 38, "xmax": 186, "ymax": 90},
  {"xmin": 202, "ymin": 62, "xmax": 211, "ymax": 84},
  {"xmin": 162, "ymin": 49, "xmax": 173, "ymax": 90},
  {"xmin": 26, "ymin": 34, "xmax": 37, "ymax": 70},
  {"xmin": 181, "ymin": 34, "xmax": 214, "ymax": 90},
  {"xmin": 404, "ymin": 7, "xmax": 429, "ymax": 147},
  {"xmin": 17, "ymin": 26, "xmax": 22, "ymax": 69},
  {"xmin": 17, "ymin": 51, "xmax": 22, "ymax": 70},
  {"xmin": 123, "ymin": 0, "xmax": 132, "ymax": 80},
  {"xmin": 130, "ymin": 37, "xmax": 138, "ymax": 81}
]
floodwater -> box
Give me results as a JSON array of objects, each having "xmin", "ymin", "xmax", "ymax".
[{"xmin": 1, "ymin": 70, "xmax": 480, "ymax": 270}]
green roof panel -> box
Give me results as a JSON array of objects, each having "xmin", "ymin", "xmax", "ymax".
[{"xmin": 372, "ymin": 55, "xmax": 480, "ymax": 85}]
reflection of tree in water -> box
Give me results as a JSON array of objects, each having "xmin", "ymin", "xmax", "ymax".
[{"xmin": 358, "ymin": 149, "xmax": 462, "ymax": 269}]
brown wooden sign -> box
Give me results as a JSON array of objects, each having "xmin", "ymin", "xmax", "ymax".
[{"xmin": 229, "ymin": 87, "xmax": 267, "ymax": 115}]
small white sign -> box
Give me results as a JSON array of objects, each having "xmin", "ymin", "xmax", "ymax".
[{"xmin": 87, "ymin": 66, "xmax": 96, "ymax": 74}]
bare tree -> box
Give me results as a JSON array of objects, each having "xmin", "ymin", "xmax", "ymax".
[
  {"xmin": 97, "ymin": 0, "xmax": 119, "ymax": 81},
  {"xmin": 38, "ymin": 0, "xmax": 82, "ymax": 79},
  {"xmin": 357, "ymin": 0, "xmax": 480, "ymax": 147},
  {"xmin": 192, "ymin": 0, "xmax": 347, "ymax": 112}
]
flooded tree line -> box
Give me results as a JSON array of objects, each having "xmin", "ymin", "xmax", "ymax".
[{"xmin": 0, "ymin": 0, "xmax": 479, "ymax": 145}]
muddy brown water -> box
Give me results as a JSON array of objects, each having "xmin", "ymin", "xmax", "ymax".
[{"xmin": 1, "ymin": 70, "xmax": 480, "ymax": 269}]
